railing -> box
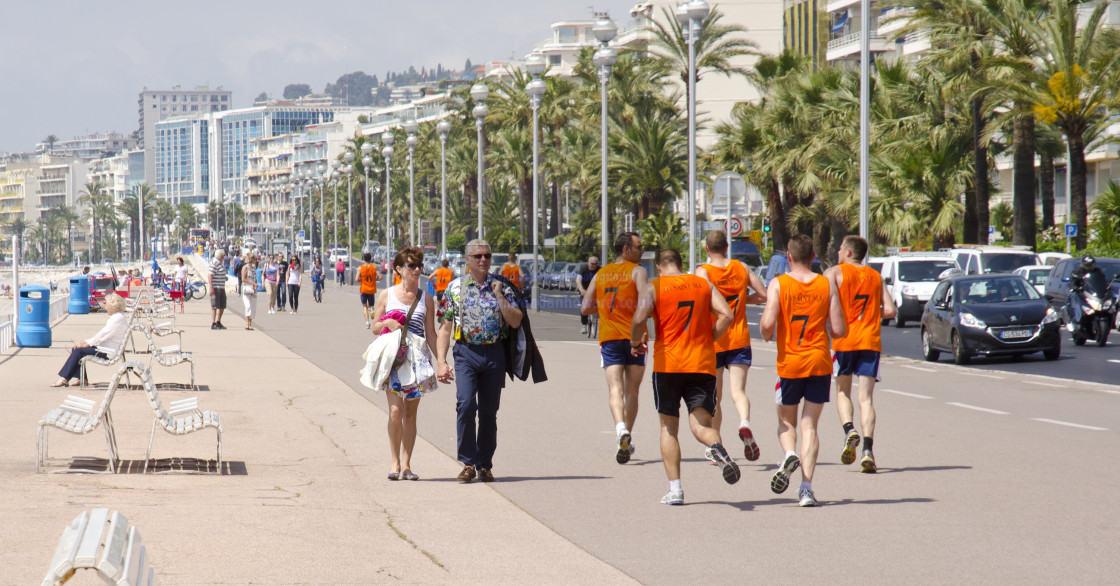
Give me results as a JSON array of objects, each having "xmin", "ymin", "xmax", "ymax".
[
  {"xmin": 0, "ymin": 320, "xmax": 12, "ymax": 354},
  {"xmin": 50, "ymin": 296, "xmax": 68, "ymax": 323},
  {"xmin": 827, "ymin": 32, "xmax": 888, "ymax": 52}
]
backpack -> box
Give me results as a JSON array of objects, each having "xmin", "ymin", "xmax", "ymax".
[
  {"xmin": 492, "ymin": 274, "xmax": 547, "ymax": 383},
  {"xmin": 233, "ymin": 258, "xmax": 246, "ymax": 293}
]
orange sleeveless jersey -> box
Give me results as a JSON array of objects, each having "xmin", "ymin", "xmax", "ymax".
[
  {"xmin": 775, "ymin": 274, "xmax": 832, "ymax": 379},
  {"xmin": 833, "ymin": 263, "xmax": 882, "ymax": 352},
  {"xmin": 652, "ymin": 274, "xmax": 716, "ymax": 375},
  {"xmin": 500, "ymin": 263, "xmax": 522, "ymax": 289},
  {"xmin": 701, "ymin": 261, "xmax": 752, "ymax": 352},
  {"xmin": 359, "ymin": 264, "xmax": 378, "ymax": 294},
  {"xmin": 433, "ymin": 268, "xmax": 453, "ymax": 292},
  {"xmin": 595, "ymin": 260, "xmax": 639, "ymax": 343}
]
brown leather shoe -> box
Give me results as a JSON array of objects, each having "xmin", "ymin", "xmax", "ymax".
[
  {"xmin": 477, "ymin": 468, "xmax": 494, "ymax": 483},
  {"xmin": 457, "ymin": 465, "xmax": 476, "ymax": 483}
]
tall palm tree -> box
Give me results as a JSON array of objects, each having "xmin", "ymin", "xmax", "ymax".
[
  {"xmin": 6, "ymin": 218, "xmax": 30, "ymax": 260},
  {"xmin": 609, "ymin": 108, "xmax": 688, "ymax": 219},
  {"xmin": 78, "ymin": 181, "xmax": 110, "ymax": 261},
  {"xmin": 486, "ymin": 125, "xmax": 533, "ymax": 244},
  {"xmin": 49, "ymin": 205, "xmax": 79, "ymax": 262},
  {"xmin": 647, "ymin": 6, "xmax": 759, "ymax": 98}
]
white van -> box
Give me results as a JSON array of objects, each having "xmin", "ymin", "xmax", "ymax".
[
  {"xmin": 880, "ymin": 252, "xmax": 960, "ymax": 328},
  {"xmin": 948, "ymin": 245, "xmax": 1040, "ymax": 275}
]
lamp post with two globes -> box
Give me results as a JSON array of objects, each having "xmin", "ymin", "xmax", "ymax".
[
  {"xmin": 525, "ymin": 53, "xmax": 547, "ymax": 311},
  {"xmin": 676, "ymin": 0, "xmax": 709, "ymax": 270},
  {"xmin": 471, "ymin": 83, "xmax": 489, "ymax": 238},
  {"xmin": 592, "ymin": 14, "xmax": 617, "ymax": 263},
  {"xmin": 437, "ymin": 120, "xmax": 451, "ymax": 257},
  {"xmin": 381, "ymin": 131, "xmax": 395, "ymax": 290}
]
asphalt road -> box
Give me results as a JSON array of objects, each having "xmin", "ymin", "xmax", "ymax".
[{"xmin": 244, "ymin": 281, "xmax": 1119, "ymax": 583}]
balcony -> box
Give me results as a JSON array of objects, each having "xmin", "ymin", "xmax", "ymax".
[
  {"xmin": 877, "ymin": 7, "xmax": 914, "ymax": 36},
  {"xmin": 902, "ymin": 28, "xmax": 931, "ymax": 55},
  {"xmin": 826, "ymin": 31, "xmax": 890, "ymax": 61}
]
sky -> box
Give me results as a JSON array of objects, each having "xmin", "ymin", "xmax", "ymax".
[{"xmin": 0, "ymin": 0, "xmax": 649, "ymax": 153}]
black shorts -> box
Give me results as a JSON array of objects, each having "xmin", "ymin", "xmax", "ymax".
[
  {"xmin": 653, "ymin": 372, "xmax": 717, "ymax": 418},
  {"xmin": 210, "ymin": 288, "xmax": 227, "ymax": 310},
  {"xmin": 775, "ymin": 374, "xmax": 831, "ymax": 406},
  {"xmin": 360, "ymin": 292, "xmax": 376, "ymax": 305}
]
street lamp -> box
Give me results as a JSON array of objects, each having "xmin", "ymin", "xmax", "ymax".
[
  {"xmin": 592, "ymin": 13, "xmax": 618, "ymax": 263},
  {"xmin": 471, "ymin": 82, "xmax": 489, "ymax": 238},
  {"xmin": 361, "ymin": 141, "xmax": 374, "ymax": 247},
  {"xmin": 405, "ymin": 119, "xmax": 419, "ymax": 245},
  {"xmin": 344, "ymin": 151, "xmax": 355, "ymax": 282},
  {"xmin": 382, "ymin": 130, "xmax": 395, "ymax": 290},
  {"xmin": 330, "ymin": 159, "xmax": 341, "ymax": 255},
  {"xmin": 437, "ymin": 119, "xmax": 451, "ymax": 257},
  {"xmin": 677, "ymin": 0, "xmax": 709, "ymax": 271},
  {"xmin": 526, "ymin": 53, "xmax": 547, "ymax": 311},
  {"xmin": 317, "ymin": 164, "xmax": 326, "ymax": 260}
]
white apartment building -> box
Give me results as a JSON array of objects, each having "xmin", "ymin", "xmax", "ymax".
[
  {"xmin": 36, "ymin": 131, "xmax": 137, "ymax": 161},
  {"xmin": 138, "ymin": 85, "xmax": 232, "ymax": 185}
]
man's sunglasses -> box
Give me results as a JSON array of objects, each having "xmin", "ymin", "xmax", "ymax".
[{"xmin": 469, "ymin": 253, "xmax": 492, "ymax": 260}]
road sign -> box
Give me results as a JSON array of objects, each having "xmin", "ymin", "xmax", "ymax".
[
  {"xmin": 701, "ymin": 221, "xmax": 722, "ymax": 231},
  {"xmin": 1065, "ymin": 223, "xmax": 1077, "ymax": 237},
  {"xmin": 729, "ymin": 217, "xmax": 743, "ymax": 237},
  {"xmin": 988, "ymin": 226, "xmax": 995, "ymax": 235},
  {"xmin": 298, "ymin": 230, "xmax": 305, "ymax": 240}
]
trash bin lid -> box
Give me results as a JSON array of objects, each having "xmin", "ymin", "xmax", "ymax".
[{"xmin": 20, "ymin": 284, "xmax": 50, "ymax": 297}]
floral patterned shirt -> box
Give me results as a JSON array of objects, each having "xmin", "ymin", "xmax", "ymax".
[{"xmin": 440, "ymin": 271, "xmax": 517, "ymax": 345}]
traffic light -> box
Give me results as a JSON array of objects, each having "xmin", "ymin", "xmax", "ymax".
[{"xmin": 762, "ymin": 217, "xmax": 771, "ymax": 232}]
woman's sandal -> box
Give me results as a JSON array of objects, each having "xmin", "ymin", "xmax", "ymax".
[
  {"xmin": 401, "ymin": 470, "xmax": 419, "ymax": 481},
  {"xmin": 50, "ymin": 379, "xmax": 69, "ymax": 388},
  {"xmin": 387, "ymin": 471, "xmax": 400, "ymax": 481}
]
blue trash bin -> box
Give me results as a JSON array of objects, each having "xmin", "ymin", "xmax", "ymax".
[
  {"xmin": 68, "ymin": 275, "xmax": 90, "ymax": 315},
  {"xmin": 256, "ymin": 267, "xmax": 265, "ymax": 292},
  {"xmin": 16, "ymin": 285, "xmax": 52, "ymax": 347}
]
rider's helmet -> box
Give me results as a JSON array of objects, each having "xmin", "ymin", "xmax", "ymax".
[{"xmin": 1081, "ymin": 254, "xmax": 1096, "ymax": 271}]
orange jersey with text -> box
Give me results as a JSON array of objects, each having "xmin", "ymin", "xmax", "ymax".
[
  {"xmin": 500, "ymin": 263, "xmax": 522, "ymax": 289},
  {"xmin": 701, "ymin": 261, "xmax": 752, "ymax": 351},
  {"xmin": 833, "ymin": 263, "xmax": 882, "ymax": 352},
  {"xmin": 595, "ymin": 260, "xmax": 639, "ymax": 343},
  {"xmin": 359, "ymin": 264, "xmax": 379, "ymax": 294},
  {"xmin": 652, "ymin": 274, "xmax": 716, "ymax": 375},
  {"xmin": 432, "ymin": 268, "xmax": 454, "ymax": 292},
  {"xmin": 775, "ymin": 274, "xmax": 831, "ymax": 379}
]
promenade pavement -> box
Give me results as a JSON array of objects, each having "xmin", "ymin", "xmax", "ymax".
[{"xmin": 0, "ymin": 289, "xmax": 637, "ymax": 585}]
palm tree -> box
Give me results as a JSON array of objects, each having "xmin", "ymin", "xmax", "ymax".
[
  {"xmin": 1090, "ymin": 180, "xmax": 1120, "ymax": 241},
  {"xmin": 153, "ymin": 199, "xmax": 176, "ymax": 256},
  {"xmin": 6, "ymin": 218, "xmax": 30, "ymax": 260},
  {"xmin": 49, "ymin": 205, "xmax": 79, "ymax": 262},
  {"xmin": 609, "ymin": 108, "xmax": 688, "ymax": 219},
  {"xmin": 78, "ymin": 181, "xmax": 110, "ymax": 261},
  {"xmin": 486, "ymin": 125, "xmax": 533, "ymax": 244},
  {"xmin": 647, "ymin": 5, "xmax": 759, "ymax": 98}
]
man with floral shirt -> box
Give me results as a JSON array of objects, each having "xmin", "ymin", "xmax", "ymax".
[{"xmin": 437, "ymin": 239, "xmax": 524, "ymax": 483}]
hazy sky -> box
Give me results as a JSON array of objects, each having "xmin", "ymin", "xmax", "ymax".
[{"xmin": 0, "ymin": 0, "xmax": 648, "ymax": 153}]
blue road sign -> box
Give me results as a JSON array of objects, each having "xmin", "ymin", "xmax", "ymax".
[
  {"xmin": 988, "ymin": 225, "xmax": 995, "ymax": 235},
  {"xmin": 1065, "ymin": 223, "xmax": 1077, "ymax": 237},
  {"xmin": 298, "ymin": 230, "xmax": 306, "ymax": 239}
]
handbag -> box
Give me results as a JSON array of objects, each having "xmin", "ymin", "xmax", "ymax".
[{"xmin": 393, "ymin": 291, "xmax": 422, "ymax": 369}]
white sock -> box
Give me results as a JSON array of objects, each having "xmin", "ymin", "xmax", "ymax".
[
  {"xmin": 669, "ymin": 479, "xmax": 682, "ymax": 492},
  {"xmin": 800, "ymin": 480, "xmax": 812, "ymax": 492},
  {"xmin": 786, "ymin": 450, "xmax": 798, "ymax": 461},
  {"xmin": 740, "ymin": 420, "xmax": 750, "ymax": 429},
  {"xmin": 616, "ymin": 422, "xmax": 628, "ymax": 436}
]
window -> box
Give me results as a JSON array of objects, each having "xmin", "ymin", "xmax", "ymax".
[{"xmin": 966, "ymin": 255, "xmax": 979, "ymax": 275}]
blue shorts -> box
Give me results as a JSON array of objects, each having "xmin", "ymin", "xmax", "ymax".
[
  {"xmin": 715, "ymin": 347, "xmax": 752, "ymax": 369},
  {"xmin": 833, "ymin": 350, "xmax": 881, "ymax": 380},
  {"xmin": 775, "ymin": 374, "xmax": 831, "ymax": 406},
  {"xmin": 600, "ymin": 339, "xmax": 646, "ymax": 368}
]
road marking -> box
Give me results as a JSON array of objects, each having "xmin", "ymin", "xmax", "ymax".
[
  {"xmin": 1023, "ymin": 380, "xmax": 1063, "ymax": 388},
  {"xmin": 747, "ymin": 321, "xmax": 757, "ymax": 326},
  {"xmin": 946, "ymin": 402, "xmax": 1009, "ymax": 415},
  {"xmin": 1109, "ymin": 359, "xmax": 1120, "ymax": 364},
  {"xmin": 1030, "ymin": 418, "xmax": 1108, "ymax": 431},
  {"xmin": 881, "ymin": 389, "xmax": 933, "ymax": 400},
  {"xmin": 555, "ymin": 341, "xmax": 599, "ymax": 346},
  {"xmin": 899, "ymin": 364, "xmax": 936, "ymax": 373},
  {"xmin": 961, "ymin": 372, "xmax": 1004, "ymax": 379}
]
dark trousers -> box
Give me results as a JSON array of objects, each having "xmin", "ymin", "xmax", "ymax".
[
  {"xmin": 453, "ymin": 343, "xmax": 506, "ymax": 470},
  {"xmin": 288, "ymin": 284, "xmax": 300, "ymax": 312},
  {"xmin": 59, "ymin": 347, "xmax": 106, "ymax": 380},
  {"xmin": 277, "ymin": 280, "xmax": 287, "ymax": 308}
]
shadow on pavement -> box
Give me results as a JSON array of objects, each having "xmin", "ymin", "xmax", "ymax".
[
  {"xmin": 875, "ymin": 465, "xmax": 972, "ymax": 474},
  {"xmin": 421, "ymin": 474, "xmax": 611, "ymax": 483},
  {"xmin": 705, "ymin": 496, "xmax": 936, "ymax": 511}
]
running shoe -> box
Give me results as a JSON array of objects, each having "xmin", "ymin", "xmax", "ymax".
[
  {"xmin": 616, "ymin": 431, "xmax": 632, "ymax": 464},
  {"xmin": 661, "ymin": 489, "xmax": 684, "ymax": 506},
  {"xmin": 861, "ymin": 451, "xmax": 877, "ymax": 474},
  {"xmin": 629, "ymin": 442, "xmax": 635, "ymax": 456},
  {"xmin": 841, "ymin": 429, "xmax": 861, "ymax": 465},
  {"xmin": 704, "ymin": 447, "xmax": 719, "ymax": 466},
  {"xmin": 708, "ymin": 442, "xmax": 741, "ymax": 484},
  {"xmin": 365, "ymin": 320, "xmax": 371, "ymax": 328},
  {"xmin": 739, "ymin": 425, "xmax": 760, "ymax": 461},
  {"xmin": 770, "ymin": 454, "xmax": 801, "ymax": 494},
  {"xmin": 798, "ymin": 487, "xmax": 818, "ymax": 507}
]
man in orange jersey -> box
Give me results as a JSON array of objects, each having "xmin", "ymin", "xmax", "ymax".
[
  {"xmin": 432, "ymin": 259, "xmax": 454, "ymax": 304},
  {"xmin": 500, "ymin": 252, "xmax": 523, "ymax": 290},
  {"xmin": 826, "ymin": 235, "xmax": 896, "ymax": 473},
  {"xmin": 359, "ymin": 252, "xmax": 381, "ymax": 328},
  {"xmin": 696, "ymin": 231, "xmax": 767, "ymax": 462},
  {"xmin": 760, "ymin": 234, "xmax": 847, "ymax": 507},
  {"xmin": 630, "ymin": 248, "xmax": 736, "ymax": 506},
  {"xmin": 580, "ymin": 232, "xmax": 649, "ymax": 464}
]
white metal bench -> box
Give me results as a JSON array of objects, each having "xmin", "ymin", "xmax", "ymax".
[
  {"xmin": 78, "ymin": 333, "xmax": 129, "ymax": 389},
  {"xmin": 147, "ymin": 342, "xmax": 196, "ymax": 391},
  {"xmin": 139, "ymin": 366, "xmax": 222, "ymax": 473},
  {"xmin": 42, "ymin": 508, "xmax": 155, "ymax": 586},
  {"xmin": 126, "ymin": 317, "xmax": 183, "ymax": 355},
  {"xmin": 37, "ymin": 363, "xmax": 128, "ymax": 474}
]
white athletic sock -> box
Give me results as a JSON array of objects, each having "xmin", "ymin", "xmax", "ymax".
[
  {"xmin": 740, "ymin": 420, "xmax": 751, "ymax": 429},
  {"xmin": 800, "ymin": 480, "xmax": 812, "ymax": 492},
  {"xmin": 669, "ymin": 479, "xmax": 682, "ymax": 493},
  {"xmin": 785, "ymin": 450, "xmax": 797, "ymax": 461},
  {"xmin": 616, "ymin": 422, "xmax": 628, "ymax": 437}
]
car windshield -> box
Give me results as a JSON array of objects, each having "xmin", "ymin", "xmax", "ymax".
[
  {"xmin": 982, "ymin": 253, "xmax": 1039, "ymax": 273},
  {"xmin": 91, "ymin": 278, "xmax": 115, "ymax": 290},
  {"xmin": 868, "ymin": 262, "xmax": 883, "ymax": 273},
  {"xmin": 1025, "ymin": 269, "xmax": 1050, "ymax": 286},
  {"xmin": 961, "ymin": 277, "xmax": 1040, "ymax": 303},
  {"xmin": 897, "ymin": 260, "xmax": 958, "ymax": 282}
]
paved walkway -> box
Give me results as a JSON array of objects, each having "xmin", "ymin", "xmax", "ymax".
[{"xmin": 0, "ymin": 290, "xmax": 636, "ymax": 585}]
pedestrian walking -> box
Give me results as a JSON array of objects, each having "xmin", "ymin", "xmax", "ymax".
[
  {"xmin": 369, "ymin": 246, "xmax": 439, "ymax": 481},
  {"xmin": 173, "ymin": 257, "xmax": 189, "ymax": 295},
  {"xmin": 575, "ymin": 256, "xmax": 600, "ymax": 334},
  {"xmin": 336, "ymin": 258, "xmax": 346, "ymax": 287},
  {"xmin": 359, "ymin": 252, "xmax": 381, "ymax": 327},
  {"xmin": 265, "ymin": 255, "xmax": 279, "ymax": 314},
  {"xmin": 277, "ymin": 255, "xmax": 289, "ymax": 311},
  {"xmin": 240, "ymin": 253, "xmax": 259, "ymax": 330},
  {"xmin": 432, "ymin": 259, "xmax": 454, "ymax": 304},
  {"xmin": 759, "ymin": 235, "xmax": 847, "ymax": 507},
  {"xmin": 436, "ymin": 239, "xmax": 524, "ymax": 483},
  {"xmin": 500, "ymin": 252, "xmax": 522, "ymax": 289},
  {"xmin": 311, "ymin": 258, "xmax": 324, "ymax": 303},
  {"xmin": 208, "ymin": 249, "xmax": 229, "ymax": 330},
  {"xmin": 629, "ymin": 248, "xmax": 736, "ymax": 506},
  {"xmin": 287, "ymin": 255, "xmax": 303, "ymax": 314},
  {"xmin": 827, "ymin": 236, "xmax": 896, "ymax": 473},
  {"xmin": 579, "ymin": 232, "xmax": 649, "ymax": 464}
]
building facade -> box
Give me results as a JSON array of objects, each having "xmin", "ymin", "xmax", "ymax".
[
  {"xmin": 36, "ymin": 132, "xmax": 137, "ymax": 161},
  {"xmin": 138, "ymin": 85, "xmax": 232, "ymax": 185}
]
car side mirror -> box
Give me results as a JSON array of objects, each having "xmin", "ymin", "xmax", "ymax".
[
  {"xmin": 935, "ymin": 302, "xmax": 949, "ymax": 310},
  {"xmin": 883, "ymin": 277, "xmax": 893, "ymax": 285}
]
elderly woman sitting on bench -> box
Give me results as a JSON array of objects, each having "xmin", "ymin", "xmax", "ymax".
[{"xmin": 51, "ymin": 293, "xmax": 128, "ymax": 387}]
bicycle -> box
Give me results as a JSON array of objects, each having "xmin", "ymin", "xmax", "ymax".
[{"xmin": 586, "ymin": 312, "xmax": 598, "ymax": 339}]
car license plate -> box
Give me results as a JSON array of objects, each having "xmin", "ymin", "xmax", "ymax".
[{"xmin": 1000, "ymin": 329, "xmax": 1031, "ymax": 339}]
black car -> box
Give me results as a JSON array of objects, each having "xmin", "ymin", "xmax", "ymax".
[
  {"xmin": 920, "ymin": 275, "xmax": 1062, "ymax": 364},
  {"xmin": 1042, "ymin": 256, "xmax": 1120, "ymax": 313}
]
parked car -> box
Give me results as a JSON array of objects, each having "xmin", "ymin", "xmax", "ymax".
[
  {"xmin": 880, "ymin": 252, "xmax": 960, "ymax": 328},
  {"xmin": 1042, "ymin": 256, "xmax": 1120, "ymax": 315},
  {"xmin": 1038, "ymin": 252, "xmax": 1071, "ymax": 266},
  {"xmin": 920, "ymin": 274, "xmax": 1061, "ymax": 364},
  {"xmin": 328, "ymin": 248, "xmax": 350, "ymax": 265},
  {"xmin": 948, "ymin": 246, "xmax": 1040, "ymax": 275},
  {"xmin": 1012, "ymin": 265, "xmax": 1053, "ymax": 295},
  {"xmin": 560, "ymin": 263, "xmax": 579, "ymax": 290}
]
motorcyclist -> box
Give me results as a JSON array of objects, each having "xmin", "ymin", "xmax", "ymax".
[{"xmin": 1070, "ymin": 255, "xmax": 1105, "ymax": 290}]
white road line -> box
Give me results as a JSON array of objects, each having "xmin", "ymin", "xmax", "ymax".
[
  {"xmin": 962, "ymin": 372, "xmax": 1004, "ymax": 380},
  {"xmin": 899, "ymin": 364, "xmax": 936, "ymax": 373},
  {"xmin": 747, "ymin": 322, "xmax": 758, "ymax": 326},
  {"xmin": 1108, "ymin": 359, "xmax": 1120, "ymax": 364},
  {"xmin": 1023, "ymin": 380, "xmax": 1063, "ymax": 388},
  {"xmin": 555, "ymin": 341, "xmax": 599, "ymax": 346},
  {"xmin": 881, "ymin": 389, "xmax": 933, "ymax": 400},
  {"xmin": 946, "ymin": 402, "xmax": 1009, "ymax": 415},
  {"xmin": 1030, "ymin": 418, "xmax": 1108, "ymax": 431}
]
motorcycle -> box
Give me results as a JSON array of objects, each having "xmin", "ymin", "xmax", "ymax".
[{"xmin": 1063, "ymin": 271, "xmax": 1118, "ymax": 347}]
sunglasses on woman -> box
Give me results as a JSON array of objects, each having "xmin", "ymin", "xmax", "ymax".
[{"xmin": 400, "ymin": 263, "xmax": 423, "ymax": 270}]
